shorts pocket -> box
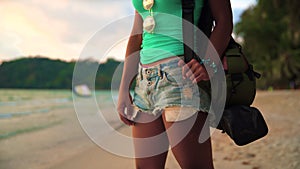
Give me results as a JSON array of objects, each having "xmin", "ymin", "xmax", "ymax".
[{"xmin": 163, "ymin": 71, "xmax": 184, "ymax": 86}]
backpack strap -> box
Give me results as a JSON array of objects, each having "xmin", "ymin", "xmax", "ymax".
[
  {"xmin": 182, "ymin": 0, "xmax": 259, "ymax": 80},
  {"xmin": 197, "ymin": 0, "xmax": 244, "ymax": 60},
  {"xmin": 181, "ymin": 0, "xmax": 196, "ymax": 63},
  {"xmin": 197, "ymin": 0, "xmax": 213, "ymax": 37},
  {"xmin": 182, "ymin": 0, "xmax": 214, "ymax": 63}
]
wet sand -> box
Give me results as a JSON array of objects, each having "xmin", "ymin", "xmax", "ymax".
[{"xmin": 0, "ymin": 90, "xmax": 299, "ymax": 169}]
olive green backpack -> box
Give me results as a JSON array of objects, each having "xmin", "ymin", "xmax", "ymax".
[
  {"xmin": 181, "ymin": 0, "xmax": 268, "ymax": 146},
  {"xmin": 223, "ymin": 40, "xmax": 261, "ymax": 106},
  {"xmin": 181, "ymin": 0, "xmax": 261, "ymax": 106}
]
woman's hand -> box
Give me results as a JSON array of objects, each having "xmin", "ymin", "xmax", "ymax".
[
  {"xmin": 178, "ymin": 59, "xmax": 209, "ymax": 83},
  {"xmin": 116, "ymin": 11, "xmax": 142, "ymax": 126},
  {"xmin": 117, "ymin": 88, "xmax": 135, "ymax": 126}
]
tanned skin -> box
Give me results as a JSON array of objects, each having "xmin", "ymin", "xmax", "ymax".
[{"xmin": 117, "ymin": 1, "xmax": 233, "ymax": 168}]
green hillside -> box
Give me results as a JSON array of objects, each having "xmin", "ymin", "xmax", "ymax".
[{"xmin": 0, "ymin": 57, "xmax": 122, "ymax": 89}]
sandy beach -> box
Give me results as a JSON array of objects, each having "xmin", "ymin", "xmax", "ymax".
[{"xmin": 0, "ymin": 90, "xmax": 299, "ymax": 169}]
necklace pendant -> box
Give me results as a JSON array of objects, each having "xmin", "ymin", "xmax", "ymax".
[
  {"xmin": 143, "ymin": 0, "xmax": 154, "ymax": 10},
  {"xmin": 143, "ymin": 16, "xmax": 156, "ymax": 33}
]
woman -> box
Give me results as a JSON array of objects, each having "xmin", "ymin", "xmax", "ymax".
[{"xmin": 118, "ymin": 0, "xmax": 233, "ymax": 168}]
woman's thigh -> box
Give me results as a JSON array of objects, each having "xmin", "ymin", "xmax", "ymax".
[
  {"xmin": 132, "ymin": 113, "xmax": 169, "ymax": 169},
  {"xmin": 163, "ymin": 112, "xmax": 214, "ymax": 169}
]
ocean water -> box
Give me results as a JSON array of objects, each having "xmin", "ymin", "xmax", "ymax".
[{"xmin": 0, "ymin": 89, "xmax": 120, "ymax": 139}]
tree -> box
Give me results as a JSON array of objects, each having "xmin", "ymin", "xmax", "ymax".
[
  {"xmin": 0, "ymin": 57, "xmax": 122, "ymax": 89},
  {"xmin": 235, "ymin": 0, "xmax": 300, "ymax": 89}
]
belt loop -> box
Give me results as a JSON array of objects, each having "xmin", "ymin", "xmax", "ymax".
[
  {"xmin": 139, "ymin": 65, "xmax": 143, "ymax": 80},
  {"xmin": 158, "ymin": 64, "xmax": 163, "ymax": 79}
]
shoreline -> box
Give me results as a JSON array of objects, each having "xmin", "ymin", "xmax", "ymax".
[{"xmin": 0, "ymin": 90, "xmax": 299, "ymax": 169}]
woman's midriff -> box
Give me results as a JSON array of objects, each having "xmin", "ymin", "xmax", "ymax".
[{"xmin": 140, "ymin": 56, "xmax": 179, "ymax": 68}]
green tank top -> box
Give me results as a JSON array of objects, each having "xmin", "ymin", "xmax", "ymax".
[{"xmin": 132, "ymin": 0, "xmax": 203, "ymax": 64}]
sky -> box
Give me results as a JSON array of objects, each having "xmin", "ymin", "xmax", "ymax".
[{"xmin": 0, "ymin": 0, "xmax": 256, "ymax": 63}]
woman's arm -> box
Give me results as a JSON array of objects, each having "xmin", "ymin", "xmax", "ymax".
[
  {"xmin": 117, "ymin": 11, "xmax": 143, "ymax": 125},
  {"xmin": 179, "ymin": 0, "xmax": 233, "ymax": 83},
  {"xmin": 120, "ymin": 10, "xmax": 143, "ymax": 91},
  {"xmin": 209, "ymin": 0, "xmax": 233, "ymax": 56},
  {"xmin": 126, "ymin": 11, "xmax": 143, "ymax": 56}
]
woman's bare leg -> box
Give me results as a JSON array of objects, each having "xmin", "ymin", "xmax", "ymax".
[
  {"xmin": 132, "ymin": 113, "xmax": 169, "ymax": 169},
  {"xmin": 163, "ymin": 112, "xmax": 214, "ymax": 169}
]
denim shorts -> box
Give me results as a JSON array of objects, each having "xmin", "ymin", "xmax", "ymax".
[{"xmin": 132, "ymin": 57, "xmax": 211, "ymax": 122}]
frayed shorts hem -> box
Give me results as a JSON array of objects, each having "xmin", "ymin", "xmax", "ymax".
[{"xmin": 132, "ymin": 105, "xmax": 208, "ymax": 122}]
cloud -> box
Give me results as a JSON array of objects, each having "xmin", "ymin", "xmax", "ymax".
[
  {"xmin": 0, "ymin": 1, "xmax": 71, "ymax": 60},
  {"xmin": 0, "ymin": 0, "xmax": 134, "ymax": 61},
  {"xmin": 0, "ymin": 32, "xmax": 22, "ymax": 60},
  {"xmin": 0, "ymin": 0, "xmax": 255, "ymax": 62}
]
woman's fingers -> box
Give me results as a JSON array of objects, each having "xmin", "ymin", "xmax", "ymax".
[
  {"xmin": 193, "ymin": 71, "xmax": 209, "ymax": 83},
  {"xmin": 118, "ymin": 105, "xmax": 135, "ymax": 126},
  {"xmin": 117, "ymin": 95, "xmax": 135, "ymax": 126},
  {"xmin": 179, "ymin": 59, "xmax": 198, "ymax": 79},
  {"xmin": 190, "ymin": 67, "xmax": 209, "ymax": 83},
  {"xmin": 117, "ymin": 103, "xmax": 134, "ymax": 126},
  {"xmin": 186, "ymin": 60, "xmax": 201, "ymax": 77},
  {"xmin": 178, "ymin": 59, "xmax": 209, "ymax": 83},
  {"xmin": 178, "ymin": 59, "xmax": 185, "ymax": 66},
  {"xmin": 120, "ymin": 114, "xmax": 135, "ymax": 126},
  {"xmin": 178, "ymin": 59, "xmax": 187, "ymax": 79}
]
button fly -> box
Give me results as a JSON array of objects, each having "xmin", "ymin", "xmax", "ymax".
[{"xmin": 146, "ymin": 70, "xmax": 151, "ymax": 74}]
